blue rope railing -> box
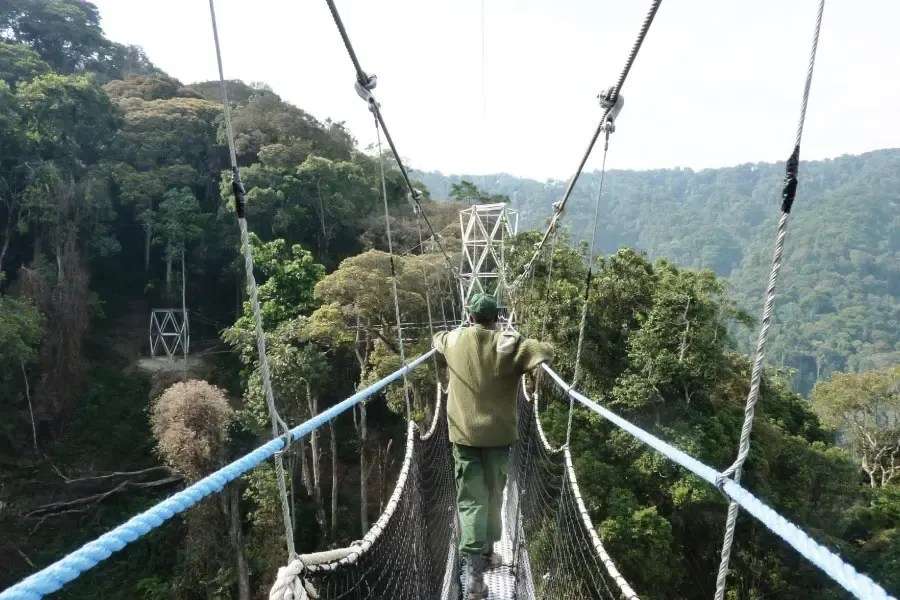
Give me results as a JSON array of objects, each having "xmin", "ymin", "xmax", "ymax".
[
  {"xmin": 0, "ymin": 350, "xmax": 436, "ymax": 600},
  {"xmin": 541, "ymin": 364, "xmax": 897, "ymax": 600}
]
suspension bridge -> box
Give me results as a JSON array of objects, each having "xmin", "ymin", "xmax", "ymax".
[{"xmin": 1, "ymin": 0, "xmax": 896, "ymax": 599}]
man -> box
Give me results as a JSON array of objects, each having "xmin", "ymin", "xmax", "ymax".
[{"xmin": 433, "ymin": 293, "xmax": 553, "ymax": 600}]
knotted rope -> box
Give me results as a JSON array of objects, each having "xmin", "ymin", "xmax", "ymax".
[
  {"xmin": 208, "ymin": 0, "xmax": 296, "ymax": 558},
  {"xmin": 713, "ymin": 2, "xmax": 826, "ymax": 597}
]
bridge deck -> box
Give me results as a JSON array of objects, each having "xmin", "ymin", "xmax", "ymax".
[{"xmin": 448, "ymin": 479, "xmax": 534, "ymax": 600}]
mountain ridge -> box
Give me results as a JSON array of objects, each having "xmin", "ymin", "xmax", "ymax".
[{"xmin": 414, "ymin": 148, "xmax": 900, "ymax": 393}]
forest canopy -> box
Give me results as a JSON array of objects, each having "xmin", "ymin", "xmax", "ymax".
[{"xmin": 0, "ymin": 2, "xmax": 897, "ymax": 600}]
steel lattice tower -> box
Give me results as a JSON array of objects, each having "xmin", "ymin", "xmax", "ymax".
[{"xmin": 458, "ymin": 202, "xmax": 518, "ymax": 324}]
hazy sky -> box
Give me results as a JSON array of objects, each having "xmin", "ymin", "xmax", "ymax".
[{"xmin": 90, "ymin": 1, "xmax": 900, "ymax": 180}]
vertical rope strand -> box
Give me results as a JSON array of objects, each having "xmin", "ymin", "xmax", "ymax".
[
  {"xmin": 539, "ymin": 229, "xmax": 561, "ymax": 340},
  {"xmin": 373, "ymin": 114, "xmax": 411, "ymax": 420},
  {"xmin": 713, "ymin": 2, "xmax": 825, "ymax": 597},
  {"xmin": 208, "ymin": 0, "xmax": 296, "ymax": 558},
  {"xmin": 566, "ymin": 129, "xmax": 612, "ymax": 446},
  {"xmin": 415, "ymin": 209, "xmax": 441, "ymax": 378}
]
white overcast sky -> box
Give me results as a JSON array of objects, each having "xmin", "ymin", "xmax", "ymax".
[{"xmin": 90, "ymin": 1, "xmax": 899, "ymax": 180}]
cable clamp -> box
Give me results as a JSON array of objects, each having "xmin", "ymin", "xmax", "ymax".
[
  {"xmin": 714, "ymin": 472, "xmax": 733, "ymax": 502},
  {"xmin": 408, "ymin": 190, "xmax": 423, "ymax": 211},
  {"xmin": 231, "ymin": 167, "xmax": 247, "ymax": 218},
  {"xmin": 354, "ymin": 73, "xmax": 379, "ymax": 111},
  {"xmin": 273, "ymin": 413, "xmax": 294, "ymax": 457},
  {"xmin": 781, "ymin": 144, "xmax": 800, "ymax": 213},
  {"xmin": 597, "ymin": 87, "xmax": 624, "ymax": 130}
]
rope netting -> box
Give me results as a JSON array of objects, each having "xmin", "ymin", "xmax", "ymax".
[
  {"xmin": 508, "ymin": 379, "xmax": 637, "ymax": 600},
  {"xmin": 270, "ymin": 387, "xmax": 457, "ymax": 600}
]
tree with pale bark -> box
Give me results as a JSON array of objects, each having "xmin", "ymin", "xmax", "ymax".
[{"xmin": 813, "ymin": 365, "xmax": 900, "ymax": 488}]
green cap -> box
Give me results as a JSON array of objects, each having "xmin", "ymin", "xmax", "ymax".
[{"xmin": 467, "ymin": 292, "xmax": 499, "ymax": 321}]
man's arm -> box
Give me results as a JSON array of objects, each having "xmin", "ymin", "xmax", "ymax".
[
  {"xmin": 432, "ymin": 331, "xmax": 449, "ymax": 355},
  {"xmin": 515, "ymin": 337, "xmax": 554, "ymax": 374}
]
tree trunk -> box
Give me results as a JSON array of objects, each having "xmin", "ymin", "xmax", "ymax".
[
  {"xmin": 316, "ymin": 179, "xmax": 327, "ymax": 257},
  {"xmin": 21, "ymin": 361, "xmax": 38, "ymax": 453},
  {"xmin": 307, "ymin": 388, "xmax": 326, "ymax": 532},
  {"xmin": 358, "ymin": 401, "xmax": 368, "ymax": 534},
  {"xmin": 0, "ymin": 216, "xmax": 12, "ymax": 276},
  {"xmin": 299, "ymin": 438, "xmax": 312, "ymax": 497},
  {"xmin": 144, "ymin": 224, "xmax": 152, "ymax": 272},
  {"xmin": 227, "ymin": 485, "xmax": 251, "ymax": 600},
  {"xmin": 165, "ymin": 253, "xmax": 173, "ymax": 299},
  {"xmin": 180, "ymin": 249, "xmax": 188, "ymax": 369},
  {"xmin": 329, "ymin": 419, "xmax": 338, "ymax": 540}
]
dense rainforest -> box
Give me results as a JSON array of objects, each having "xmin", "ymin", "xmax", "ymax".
[
  {"xmin": 414, "ymin": 150, "xmax": 900, "ymax": 396},
  {"xmin": 0, "ymin": 2, "xmax": 897, "ymax": 599}
]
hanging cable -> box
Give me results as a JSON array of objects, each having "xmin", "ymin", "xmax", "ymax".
[
  {"xmin": 207, "ymin": 0, "xmax": 296, "ymax": 558},
  {"xmin": 373, "ymin": 113, "xmax": 412, "ymax": 419},
  {"xmin": 323, "ymin": 0, "xmax": 462, "ymax": 300},
  {"xmin": 565, "ymin": 107, "xmax": 615, "ymax": 446},
  {"xmin": 538, "ymin": 228, "xmax": 561, "ymax": 340},
  {"xmin": 512, "ymin": 0, "xmax": 661, "ymax": 291},
  {"xmin": 713, "ymin": 2, "xmax": 826, "ymax": 598},
  {"xmin": 414, "ymin": 205, "xmax": 441, "ymax": 378}
]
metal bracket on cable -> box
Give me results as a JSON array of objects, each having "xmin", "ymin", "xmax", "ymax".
[
  {"xmin": 354, "ymin": 73, "xmax": 379, "ymax": 112},
  {"xmin": 408, "ymin": 190, "xmax": 424, "ymax": 211},
  {"xmin": 597, "ymin": 87, "xmax": 624, "ymax": 133},
  {"xmin": 273, "ymin": 415, "xmax": 294, "ymax": 459},
  {"xmin": 781, "ymin": 145, "xmax": 801, "ymax": 213},
  {"xmin": 713, "ymin": 472, "xmax": 733, "ymax": 502},
  {"xmin": 231, "ymin": 166, "xmax": 247, "ymax": 218}
]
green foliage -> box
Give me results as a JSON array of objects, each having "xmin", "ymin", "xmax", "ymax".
[
  {"xmin": 0, "ymin": 290, "xmax": 43, "ymax": 419},
  {"xmin": 154, "ymin": 187, "xmax": 205, "ymax": 259},
  {"xmin": 226, "ymin": 90, "xmax": 354, "ymax": 165},
  {"xmin": 419, "ymin": 150, "xmax": 900, "ymax": 394},
  {"xmin": 232, "ymin": 235, "xmax": 325, "ymax": 331},
  {"xmin": 0, "ymin": 0, "xmax": 108, "ymax": 73},
  {"xmin": 17, "ymin": 72, "xmax": 118, "ymax": 164},
  {"xmin": 0, "ymin": 40, "xmax": 50, "ymax": 87},
  {"xmin": 812, "ymin": 366, "xmax": 900, "ymax": 488},
  {"xmin": 0, "ymin": 6, "xmax": 895, "ymax": 597},
  {"xmin": 512, "ymin": 237, "xmax": 889, "ymax": 597},
  {"xmin": 449, "ymin": 179, "xmax": 509, "ymax": 204},
  {"xmin": 110, "ymin": 96, "xmax": 220, "ymax": 170},
  {"xmin": 103, "ymin": 74, "xmax": 192, "ymax": 101},
  {"xmin": 600, "ymin": 506, "xmax": 679, "ymax": 595},
  {"xmin": 0, "ymin": 291, "xmax": 43, "ymax": 364}
]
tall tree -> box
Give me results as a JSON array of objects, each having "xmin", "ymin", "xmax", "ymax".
[
  {"xmin": 813, "ymin": 366, "xmax": 900, "ymax": 488},
  {"xmin": 154, "ymin": 187, "xmax": 205, "ymax": 299}
]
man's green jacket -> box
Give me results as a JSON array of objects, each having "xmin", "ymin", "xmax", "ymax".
[{"xmin": 433, "ymin": 325, "xmax": 553, "ymax": 447}]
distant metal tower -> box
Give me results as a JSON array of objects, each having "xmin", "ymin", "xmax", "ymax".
[
  {"xmin": 149, "ymin": 308, "xmax": 189, "ymax": 360},
  {"xmin": 459, "ymin": 202, "xmax": 518, "ymax": 324}
]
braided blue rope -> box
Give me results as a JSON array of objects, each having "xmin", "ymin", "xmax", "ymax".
[
  {"xmin": 542, "ymin": 364, "xmax": 896, "ymax": 600},
  {"xmin": 0, "ymin": 350, "xmax": 435, "ymax": 600}
]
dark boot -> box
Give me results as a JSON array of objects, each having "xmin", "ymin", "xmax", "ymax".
[{"xmin": 465, "ymin": 554, "xmax": 488, "ymax": 600}]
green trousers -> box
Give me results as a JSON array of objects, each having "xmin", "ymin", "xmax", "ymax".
[{"xmin": 453, "ymin": 443, "xmax": 510, "ymax": 555}]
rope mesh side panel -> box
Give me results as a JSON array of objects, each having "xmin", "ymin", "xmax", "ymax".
[
  {"xmin": 282, "ymin": 390, "xmax": 455, "ymax": 599},
  {"xmin": 509, "ymin": 380, "xmax": 637, "ymax": 600}
]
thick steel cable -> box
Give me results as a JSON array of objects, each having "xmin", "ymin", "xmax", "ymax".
[
  {"xmin": 323, "ymin": 0, "xmax": 461, "ymax": 296},
  {"xmin": 208, "ymin": 0, "xmax": 296, "ymax": 558},
  {"xmin": 511, "ymin": 0, "xmax": 662, "ymax": 291},
  {"xmin": 565, "ymin": 128, "xmax": 612, "ymax": 446},
  {"xmin": 713, "ymin": 2, "xmax": 825, "ymax": 598},
  {"xmin": 373, "ymin": 114, "xmax": 412, "ymax": 419}
]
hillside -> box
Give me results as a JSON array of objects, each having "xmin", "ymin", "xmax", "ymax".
[
  {"xmin": 1, "ymin": 2, "xmax": 898, "ymax": 598},
  {"xmin": 414, "ymin": 149, "xmax": 900, "ymax": 393}
]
